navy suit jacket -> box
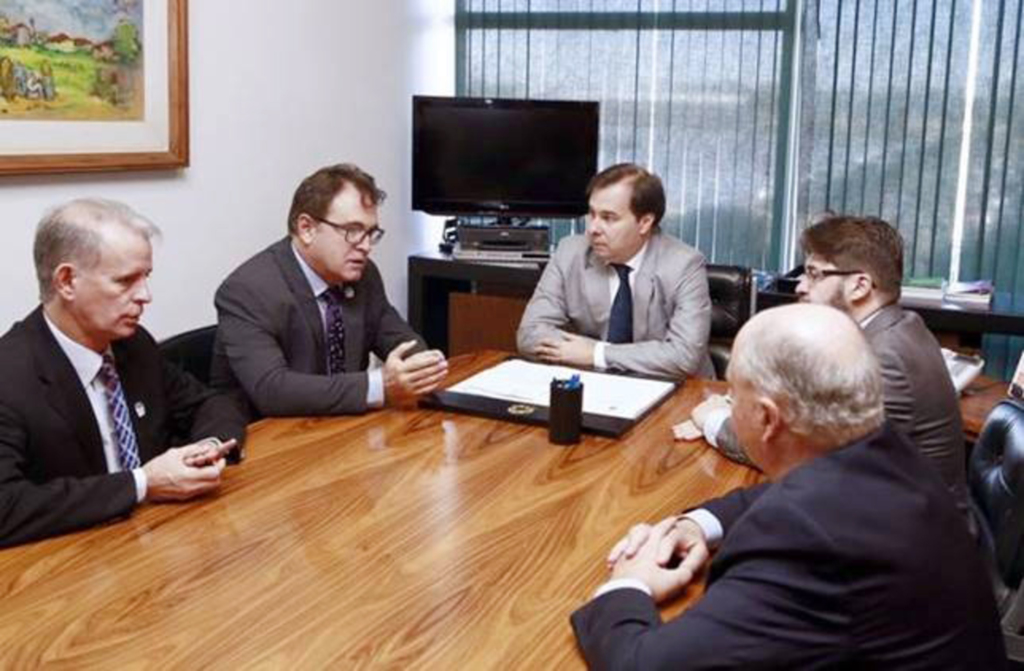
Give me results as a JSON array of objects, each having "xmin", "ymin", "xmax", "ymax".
[
  {"xmin": 571, "ymin": 424, "xmax": 1006, "ymax": 670},
  {"xmin": 0, "ymin": 307, "xmax": 248, "ymax": 548}
]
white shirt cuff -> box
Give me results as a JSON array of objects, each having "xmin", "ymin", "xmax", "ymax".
[
  {"xmin": 682, "ymin": 509, "xmax": 723, "ymax": 547},
  {"xmin": 593, "ymin": 577, "xmax": 652, "ymax": 599},
  {"xmin": 132, "ymin": 467, "xmax": 147, "ymax": 503},
  {"xmin": 593, "ymin": 341, "xmax": 608, "ymax": 369},
  {"xmin": 702, "ymin": 407, "xmax": 732, "ymax": 448},
  {"xmin": 366, "ymin": 369, "xmax": 384, "ymax": 408}
]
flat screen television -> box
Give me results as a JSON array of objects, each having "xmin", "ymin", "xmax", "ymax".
[{"xmin": 412, "ymin": 96, "xmax": 599, "ymax": 218}]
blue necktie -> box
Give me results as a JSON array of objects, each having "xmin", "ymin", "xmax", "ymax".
[
  {"xmin": 97, "ymin": 353, "xmax": 141, "ymax": 470},
  {"xmin": 607, "ymin": 264, "xmax": 634, "ymax": 344},
  {"xmin": 323, "ymin": 287, "xmax": 346, "ymax": 374}
]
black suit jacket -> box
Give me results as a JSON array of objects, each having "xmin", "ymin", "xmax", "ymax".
[
  {"xmin": 0, "ymin": 307, "xmax": 248, "ymax": 548},
  {"xmin": 571, "ymin": 424, "xmax": 1006, "ymax": 670},
  {"xmin": 211, "ymin": 237, "xmax": 423, "ymax": 417}
]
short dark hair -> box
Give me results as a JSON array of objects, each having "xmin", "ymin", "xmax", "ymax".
[
  {"xmin": 800, "ymin": 214, "xmax": 904, "ymax": 300},
  {"xmin": 586, "ymin": 163, "xmax": 666, "ymax": 227},
  {"xmin": 287, "ymin": 163, "xmax": 387, "ymax": 234}
]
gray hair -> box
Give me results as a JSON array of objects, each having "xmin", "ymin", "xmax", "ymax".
[
  {"xmin": 730, "ymin": 313, "xmax": 884, "ymax": 443},
  {"xmin": 34, "ymin": 198, "xmax": 161, "ymax": 302}
]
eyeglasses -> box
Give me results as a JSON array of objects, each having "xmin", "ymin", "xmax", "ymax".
[
  {"xmin": 310, "ymin": 215, "xmax": 386, "ymax": 246},
  {"xmin": 801, "ymin": 266, "xmax": 862, "ymax": 283}
]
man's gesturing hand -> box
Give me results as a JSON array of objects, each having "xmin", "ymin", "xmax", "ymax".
[{"xmin": 384, "ymin": 340, "xmax": 448, "ymax": 406}]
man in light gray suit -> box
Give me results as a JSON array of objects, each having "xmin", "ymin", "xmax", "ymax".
[
  {"xmin": 517, "ymin": 163, "xmax": 714, "ymax": 379},
  {"xmin": 695, "ymin": 214, "xmax": 973, "ymax": 534},
  {"xmin": 211, "ymin": 163, "xmax": 448, "ymax": 418}
]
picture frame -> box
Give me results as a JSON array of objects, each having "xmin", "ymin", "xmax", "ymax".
[{"xmin": 0, "ymin": 0, "xmax": 188, "ymax": 175}]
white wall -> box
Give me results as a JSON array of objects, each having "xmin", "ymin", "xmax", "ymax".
[{"xmin": 0, "ymin": 2, "xmax": 454, "ymax": 339}]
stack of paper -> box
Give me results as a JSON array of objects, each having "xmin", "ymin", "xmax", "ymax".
[
  {"xmin": 945, "ymin": 280, "xmax": 993, "ymax": 309},
  {"xmin": 941, "ymin": 348, "xmax": 985, "ymax": 394}
]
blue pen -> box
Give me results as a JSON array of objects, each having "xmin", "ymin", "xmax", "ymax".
[{"xmin": 568, "ymin": 374, "xmax": 581, "ymax": 389}]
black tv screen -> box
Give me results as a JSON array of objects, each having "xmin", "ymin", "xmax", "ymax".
[{"xmin": 412, "ymin": 96, "xmax": 599, "ymax": 217}]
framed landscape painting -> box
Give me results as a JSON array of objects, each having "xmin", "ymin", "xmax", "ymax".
[{"xmin": 0, "ymin": 0, "xmax": 187, "ymax": 175}]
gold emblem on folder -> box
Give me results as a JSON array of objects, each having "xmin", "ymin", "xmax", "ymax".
[{"xmin": 507, "ymin": 404, "xmax": 536, "ymax": 416}]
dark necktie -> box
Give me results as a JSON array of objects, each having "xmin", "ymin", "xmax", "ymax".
[
  {"xmin": 607, "ymin": 264, "xmax": 634, "ymax": 344},
  {"xmin": 322, "ymin": 287, "xmax": 346, "ymax": 374},
  {"xmin": 96, "ymin": 353, "xmax": 141, "ymax": 470}
]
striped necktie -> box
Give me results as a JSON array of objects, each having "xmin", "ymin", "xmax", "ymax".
[{"xmin": 97, "ymin": 353, "xmax": 141, "ymax": 470}]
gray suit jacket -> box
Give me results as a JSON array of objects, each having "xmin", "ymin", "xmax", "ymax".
[
  {"xmin": 516, "ymin": 232, "xmax": 714, "ymax": 379},
  {"xmin": 211, "ymin": 238, "xmax": 423, "ymax": 417},
  {"xmin": 710, "ymin": 304, "xmax": 973, "ymax": 532}
]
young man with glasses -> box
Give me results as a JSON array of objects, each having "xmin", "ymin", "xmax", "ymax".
[
  {"xmin": 211, "ymin": 163, "xmax": 447, "ymax": 417},
  {"xmin": 694, "ymin": 214, "xmax": 974, "ymax": 535}
]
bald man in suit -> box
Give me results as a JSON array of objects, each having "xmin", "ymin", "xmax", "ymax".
[{"xmin": 574, "ymin": 304, "xmax": 1005, "ymax": 669}]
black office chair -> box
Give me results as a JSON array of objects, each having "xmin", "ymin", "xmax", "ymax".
[
  {"xmin": 705, "ymin": 264, "xmax": 753, "ymax": 379},
  {"xmin": 970, "ymin": 398, "xmax": 1024, "ymax": 663},
  {"xmin": 158, "ymin": 325, "xmax": 217, "ymax": 386}
]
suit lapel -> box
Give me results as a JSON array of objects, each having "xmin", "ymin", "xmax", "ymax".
[
  {"xmin": 28, "ymin": 308, "xmax": 106, "ymax": 473},
  {"xmin": 271, "ymin": 238, "xmax": 327, "ymax": 370},
  {"xmin": 583, "ymin": 248, "xmax": 612, "ymax": 336},
  {"xmin": 631, "ymin": 234, "xmax": 660, "ymax": 338},
  {"xmin": 341, "ymin": 284, "xmax": 365, "ymax": 372}
]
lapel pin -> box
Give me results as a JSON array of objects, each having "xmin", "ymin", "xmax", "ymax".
[
  {"xmin": 344, "ymin": 286, "xmax": 355, "ymax": 299},
  {"xmin": 134, "ymin": 401, "xmax": 146, "ymax": 418}
]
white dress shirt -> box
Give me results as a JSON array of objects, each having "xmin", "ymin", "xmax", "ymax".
[
  {"xmin": 593, "ymin": 241, "xmax": 649, "ymax": 369},
  {"xmin": 43, "ymin": 314, "xmax": 147, "ymax": 502},
  {"xmin": 291, "ymin": 244, "xmax": 384, "ymax": 407}
]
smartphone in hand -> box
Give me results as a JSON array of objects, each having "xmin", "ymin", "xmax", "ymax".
[{"xmin": 183, "ymin": 438, "xmax": 241, "ymax": 468}]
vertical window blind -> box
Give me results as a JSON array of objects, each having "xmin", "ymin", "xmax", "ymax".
[
  {"xmin": 457, "ymin": 0, "xmax": 789, "ymax": 268},
  {"xmin": 457, "ymin": 0, "xmax": 1024, "ymax": 378},
  {"xmin": 802, "ymin": 0, "xmax": 1024, "ymax": 380}
]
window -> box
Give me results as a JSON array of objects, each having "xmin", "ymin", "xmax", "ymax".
[{"xmin": 458, "ymin": 0, "xmax": 1024, "ymax": 378}]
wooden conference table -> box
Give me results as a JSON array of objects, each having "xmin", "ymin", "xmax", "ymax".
[{"xmin": 0, "ymin": 351, "xmax": 760, "ymax": 669}]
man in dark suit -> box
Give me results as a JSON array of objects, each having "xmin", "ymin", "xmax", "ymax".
[
  {"xmin": 0, "ymin": 199, "xmax": 248, "ymax": 548},
  {"xmin": 695, "ymin": 215, "xmax": 973, "ymax": 533},
  {"xmin": 573, "ymin": 304, "xmax": 1006, "ymax": 669},
  {"xmin": 211, "ymin": 163, "xmax": 447, "ymax": 417}
]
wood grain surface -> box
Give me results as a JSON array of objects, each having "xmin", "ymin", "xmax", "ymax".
[
  {"xmin": 0, "ymin": 352, "xmax": 760, "ymax": 669},
  {"xmin": 960, "ymin": 374, "xmax": 1011, "ymax": 442}
]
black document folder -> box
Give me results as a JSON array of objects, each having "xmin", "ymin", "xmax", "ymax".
[{"xmin": 420, "ymin": 357, "xmax": 679, "ymax": 438}]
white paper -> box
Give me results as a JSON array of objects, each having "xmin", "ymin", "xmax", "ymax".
[{"xmin": 447, "ymin": 359, "xmax": 675, "ymax": 420}]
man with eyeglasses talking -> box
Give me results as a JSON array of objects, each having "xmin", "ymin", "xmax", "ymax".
[
  {"xmin": 693, "ymin": 214, "xmax": 973, "ymax": 535},
  {"xmin": 211, "ymin": 163, "xmax": 447, "ymax": 417}
]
